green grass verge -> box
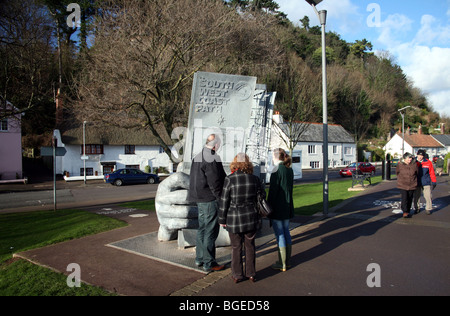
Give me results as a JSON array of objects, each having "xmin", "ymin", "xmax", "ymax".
[
  {"xmin": 293, "ymin": 176, "xmax": 382, "ymax": 215},
  {"xmin": 119, "ymin": 199, "xmax": 155, "ymax": 211},
  {"xmin": 0, "ymin": 209, "xmax": 127, "ymax": 296}
]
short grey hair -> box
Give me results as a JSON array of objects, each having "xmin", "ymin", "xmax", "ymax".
[{"xmin": 403, "ymin": 152, "xmax": 414, "ymax": 160}]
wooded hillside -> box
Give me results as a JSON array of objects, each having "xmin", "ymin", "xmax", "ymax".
[{"xmin": 1, "ymin": 0, "xmax": 448, "ymax": 153}]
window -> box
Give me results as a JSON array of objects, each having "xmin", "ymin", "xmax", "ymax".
[
  {"xmin": 292, "ymin": 156, "xmax": 301, "ymax": 163},
  {"xmin": 344, "ymin": 147, "xmax": 352, "ymax": 155},
  {"xmin": 81, "ymin": 144, "xmax": 104, "ymax": 155},
  {"xmin": 310, "ymin": 161, "xmax": 320, "ymax": 169},
  {"xmin": 126, "ymin": 165, "xmax": 140, "ymax": 170},
  {"xmin": 0, "ymin": 118, "xmax": 7, "ymax": 131},
  {"xmin": 308, "ymin": 145, "xmax": 316, "ymax": 154},
  {"xmin": 103, "ymin": 165, "xmax": 114, "ymax": 175},
  {"xmin": 333, "ymin": 145, "xmax": 338, "ymax": 154},
  {"xmin": 80, "ymin": 168, "xmax": 94, "ymax": 176},
  {"xmin": 125, "ymin": 145, "xmax": 135, "ymax": 154}
]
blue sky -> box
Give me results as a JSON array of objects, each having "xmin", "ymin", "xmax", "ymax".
[{"xmin": 276, "ymin": 0, "xmax": 450, "ymax": 117}]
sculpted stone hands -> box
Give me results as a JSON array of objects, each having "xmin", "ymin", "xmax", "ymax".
[{"xmin": 155, "ymin": 172, "xmax": 198, "ymax": 241}]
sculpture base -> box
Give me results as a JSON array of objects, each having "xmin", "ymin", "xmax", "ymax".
[{"xmin": 177, "ymin": 226, "xmax": 231, "ymax": 249}]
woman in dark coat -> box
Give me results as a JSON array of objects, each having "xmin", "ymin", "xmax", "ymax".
[
  {"xmin": 268, "ymin": 148, "xmax": 294, "ymax": 272},
  {"xmin": 396, "ymin": 152, "xmax": 418, "ymax": 218},
  {"xmin": 219, "ymin": 153, "xmax": 264, "ymax": 283}
]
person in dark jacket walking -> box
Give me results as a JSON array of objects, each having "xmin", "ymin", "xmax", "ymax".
[
  {"xmin": 268, "ymin": 148, "xmax": 294, "ymax": 272},
  {"xmin": 219, "ymin": 153, "xmax": 264, "ymax": 283},
  {"xmin": 396, "ymin": 152, "xmax": 418, "ymax": 218},
  {"xmin": 413, "ymin": 149, "xmax": 437, "ymax": 215},
  {"xmin": 189, "ymin": 134, "xmax": 226, "ymax": 272}
]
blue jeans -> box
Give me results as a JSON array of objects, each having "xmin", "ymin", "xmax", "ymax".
[
  {"xmin": 272, "ymin": 219, "xmax": 292, "ymax": 248},
  {"xmin": 196, "ymin": 201, "xmax": 220, "ymax": 270}
]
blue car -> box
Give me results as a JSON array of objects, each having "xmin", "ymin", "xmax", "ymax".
[{"xmin": 104, "ymin": 168, "xmax": 159, "ymax": 186}]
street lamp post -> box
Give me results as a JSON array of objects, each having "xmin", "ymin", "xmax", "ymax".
[
  {"xmin": 83, "ymin": 121, "xmax": 87, "ymax": 184},
  {"xmin": 306, "ymin": 0, "xmax": 329, "ymax": 216},
  {"xmin": 398, "ymin": 106, "xmax": 411, "ymax": 157}
]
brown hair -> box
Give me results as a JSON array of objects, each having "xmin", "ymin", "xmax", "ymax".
[
  {"xmin": 230, "ymin": 153, "xmax": 254, "ymax": 174},
  {"xmin": 273, "ymin": 148, "xmax": 292, "ymax": 168}
]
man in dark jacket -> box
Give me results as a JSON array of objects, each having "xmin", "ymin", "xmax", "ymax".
[{"xmin": 189, "ymin": 134, "xmax": 226, "ymax": 272}]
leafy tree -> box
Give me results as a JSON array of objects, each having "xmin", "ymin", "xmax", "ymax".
[
  {"xmin": 300, "ymin": 15, "xmax": 310, "ymax": 31},
  {"xmin": 350, "ymin": 38, "xmax": 373, "ymax": 59}
]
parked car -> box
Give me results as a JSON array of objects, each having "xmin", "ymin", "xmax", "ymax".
[
  {"xmin": 391, "ymin": 158, "xmax": 399, "ymax": 167},
  {"xmin": 104, "ymin": 168, "xmax": 159, "ymax": 186},
  {"xmin": 339, "ymin": 162, "xmax": 376, "ymax": 177}
]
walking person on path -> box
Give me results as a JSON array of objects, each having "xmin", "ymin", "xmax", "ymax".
[
  {"xmin": 189, "ymin": 134, "xmax": 226, "ymax": 272},
  {"xmin": 268, "ymin": 148, "xmax": 294, "ymax": 272},
  {"xmin": 396, "ymin": 152, "xmax": 419, "ymax": 218},
  {"xmin": 414, "ymin": 149, "xmax": 437, "ymax": 215},
  {"xmin": 219, "ymin": 153, "xmax": 264, "ymax": 283}
]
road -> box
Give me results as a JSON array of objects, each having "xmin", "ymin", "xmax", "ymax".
[
  {"xmin": 0, "ymin": 180, "xmax": 159, "ymax": 213},
  {"xmin": 0, "ymin": 168, "xmax": 394, "ymax": 213}
]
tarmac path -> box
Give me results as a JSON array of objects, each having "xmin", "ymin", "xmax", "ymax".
[{"xmin": 9, "ymin": 174, "xmax": 450, "ymax": 297}]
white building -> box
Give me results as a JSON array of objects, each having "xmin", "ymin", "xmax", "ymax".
[
  {"xmin": 432, "ymin": 134, "xmax": 450, "ymax": 155},
  {"xmin": 383, "ymin": 132, "xmax": 445, "ymax": 159},
  {"xmin": 271, "ymin": 113, "xmax": 357, "ymax": 169},
  {"xmin": 0, "ymin": 101, "xmax": 24, "ymax": 181},
  {"xmin": 53, "ymin": 125, "xmax": 174, "ymax": 178}
]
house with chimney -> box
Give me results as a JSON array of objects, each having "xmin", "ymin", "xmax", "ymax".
[
  {"xmin": 383, "ymin": 125, "xmax": 446, "ymax": 158},
  {"xmin": 270, "ymin": 112, "xmax": 357, "ymax": 169},
  {"xmin": 52, "ymin": 89, "xmax": 176, "ymax": 180}
]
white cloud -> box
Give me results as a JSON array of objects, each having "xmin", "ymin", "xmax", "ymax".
[
  {"xmin": 376, "ymin": 13, "xmax": 414, "ymax": 47},
  {"xmin": 375, "ymin": 13, "xmax": 450, "ymax": 117},
  {"xmin": 413, "ymin": 15, "xmax": 450, "ymax": 46},
  {"xmin": 276, "ymin": 0, "xmax": 362, "ymax": 35},
  {"xmin": 428, "ymin": 91, "xmax": 450, "ymax": 118},
  {"xmin": 401, "ymin": 46, "xmax": 450, "ymax": 92},
  {"xmin": 276, "ymin": 0, "xmax": 450, "ymax": 117},
  {"xmin": 400, "ymin": 45, "xmax": 450, "ymax": 116},
  {"xmin": 323, "ymin": 0, "xmax": 362, "ymax": 34}
]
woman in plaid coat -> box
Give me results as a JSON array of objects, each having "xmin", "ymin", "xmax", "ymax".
[{"xmin": 219, "ymin": 153, "xmax": 265, "ymax": 283}]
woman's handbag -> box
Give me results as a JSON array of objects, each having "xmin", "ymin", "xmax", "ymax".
[{"xmin": 256, "ymin": 191, "xmax": 273, "ymax": 218}]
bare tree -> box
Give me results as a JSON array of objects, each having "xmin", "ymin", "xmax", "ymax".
[
  {"xmin": 328, "ymin": 65, "xmax": 374, "ymax": 143},
  {"xmin": 272, "ymin": 53, "xmax": 320, "ymax": 154},
  {"xmin": 71, "ymin": 0, "xmax": 284, "ymax": 161},
  {"xmin": 0, "ymin": 0, "xmax": 55, "ymax": 124}
]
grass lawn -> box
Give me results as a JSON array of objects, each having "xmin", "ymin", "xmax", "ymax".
[
  {"xmin": 293, "ymin": 176, "xmax": 382, "ymax": 216},
  {"xmin": 119, "ymin": 199, "xmax": 155, "ymax": 211},
  {"xmin": 0, "ymin": 209, "xmax": 127, "ymax": 296}
]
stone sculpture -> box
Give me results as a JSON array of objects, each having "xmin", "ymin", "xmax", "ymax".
[
  {"xmin": 155, "ymin": 71, "xmax": 275, "ymax": 243},
  {"xmin": 155, "ymin": 171, "xmax": 197, "ymax": 241}
]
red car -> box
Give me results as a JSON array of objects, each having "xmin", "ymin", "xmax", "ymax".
[{"xmin": 339, "ymin": 162, "xmax": 376, "ymax": 177}]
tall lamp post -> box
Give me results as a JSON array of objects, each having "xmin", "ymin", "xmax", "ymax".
[
  {"xmin": 398, "ymin": 106, "xmax": 411, "ymax": 157},
  {"xmin": 306, "ymin": 0, "xmax": 329, "ymax": 216},
  {"xmin": 83, "ymin": 121, "xmax": 87, "ymax": 184}
]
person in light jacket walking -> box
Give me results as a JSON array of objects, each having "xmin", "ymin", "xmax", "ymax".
[
  {"xmin": 219, "ymin": 153, "xmax": 264, "ymax": 283},
  {"xmin": 396, "ymin": 152, "xmax": 418, "ymax": 218}
]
